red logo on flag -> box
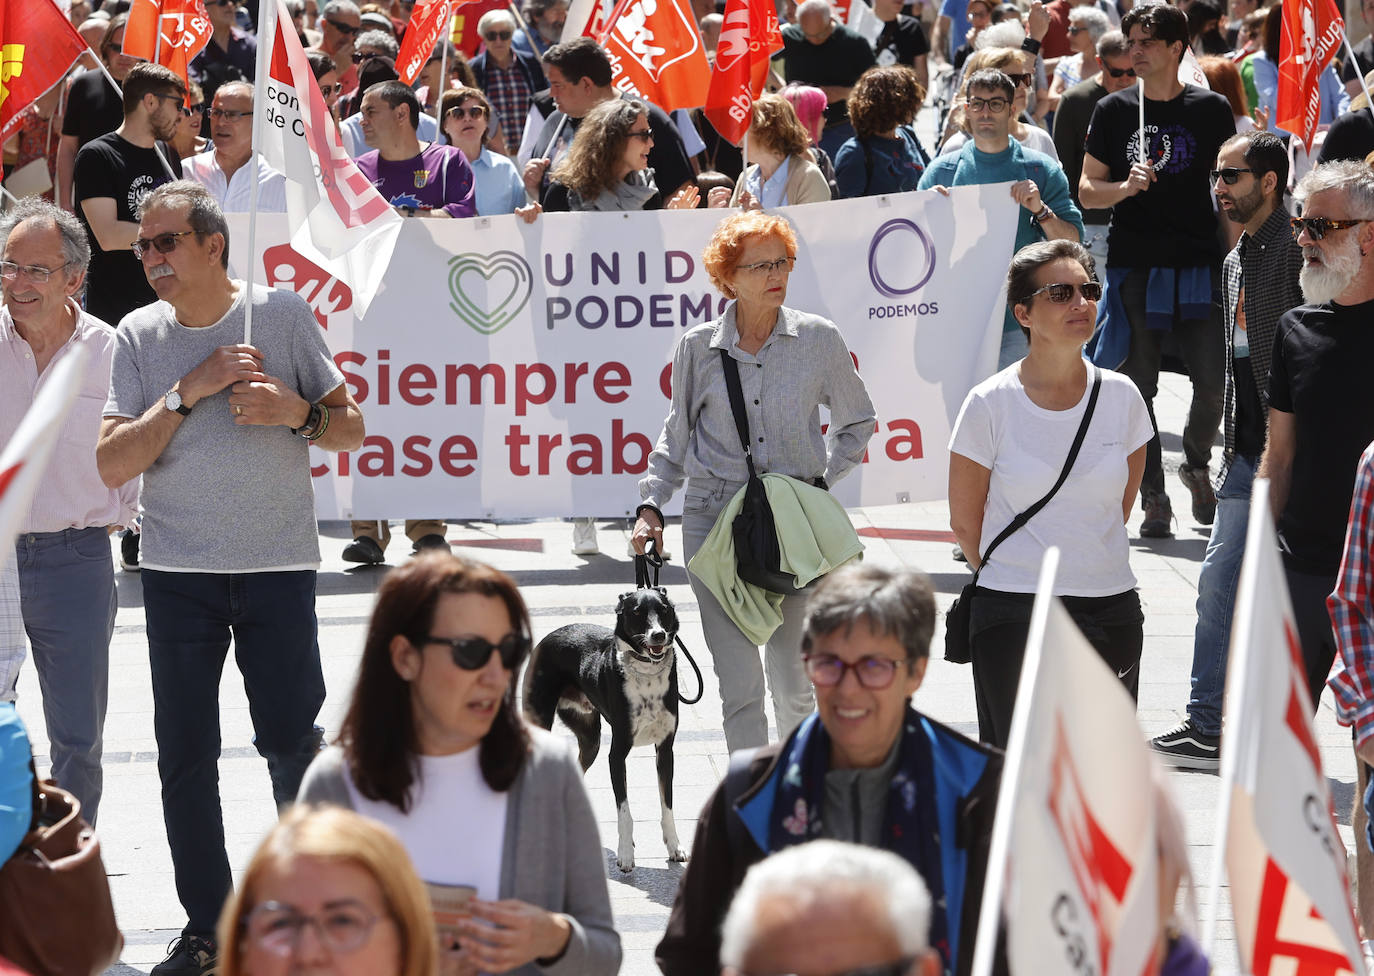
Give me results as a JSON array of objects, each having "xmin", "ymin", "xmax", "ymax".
[
  {"xmin": 1277, "ymin": 0, "xmax": 1344, "ymax": 150},
  {"xmin": 601, "ymin": 0, "xmax": 711, "ymax": 111},
  {"xmin": 263, "ymin": 244, "xmax": 354, "ymax": 329},
  {"xmin": 1253, "ymin": 859, "xmax": 1362, "ymax": 976},
  {"xmin": 0, "ymin": 1, "xmax": 91, "ymax": 141},
  {"xmin": 703, "ymin": 0, "xmax": 781, "ymax": 144},
  {"xmin": 395, "ymin": 0, "xmax": 452, "ymax": 86},
  {"xmin": 122, "ymin": 0, "xmax": 212, "ymax": 88}
]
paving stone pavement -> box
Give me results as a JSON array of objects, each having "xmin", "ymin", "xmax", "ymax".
[{"xmin": 10, "ymin": 371, "xmax": 1360, "ymax": 975}]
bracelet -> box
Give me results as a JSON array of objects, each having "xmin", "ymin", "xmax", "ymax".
[
  {"xmin": 307, "ymin": 402, "xmax": 330, "ymax": 441},
  {"xmin": 635, "ymin": 502, "xmax": 665, "ymax": 526},
  {"xmin": 1032, "ymin": 205, "xmax": 1054, "ymax": 224},
  {"xmin": 1021, "ymin": 37, "xmax": 1041, "ymax": 54}
]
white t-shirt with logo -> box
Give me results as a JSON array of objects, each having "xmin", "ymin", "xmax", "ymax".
[{"xmin": 949, "ymin": 363, "xmax": 1153, "ymax": 597}]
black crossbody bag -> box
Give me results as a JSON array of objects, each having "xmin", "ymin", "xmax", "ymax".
[{"xmin": 944, "ymin": 365, "xmax": 1102, "ymax": 664}]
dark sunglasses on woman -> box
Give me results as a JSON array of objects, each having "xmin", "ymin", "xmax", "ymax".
[{"xmin": 422, "ymin": 632, "xmax": 531, "ymax": 670}]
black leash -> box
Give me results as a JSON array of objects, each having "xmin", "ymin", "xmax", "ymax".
[{"xmin": 634, "ymin": 539, "xmax": 704, "ymax": 705}]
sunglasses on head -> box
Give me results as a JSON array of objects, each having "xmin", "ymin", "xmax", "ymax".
[
  {"xmin": 1103, "ymin": 63, "xmax": 1136, "ymax": 78},
  {"xmin": 1290, "ymin": 216, "xmax": 1367, "ymax": 241},
  {"xmin": 484, "ymin": 29, "xmax": 513, "ymax": 40},
  {"xmin": 1022, "ymin": 281, "xmax": 1103, "ymax": 303},
  {"xmin": 447, "ymin": 105, "xmax": 487, "ymax": 119},
  {"xmin": 422, "ymin": 632, "xmax": 531, "ymax": 670},
  {"xmin": 131, "ymin": 230, "xmax": 196, "ymax": 260},
  {"xmin": 1209, "ymin": 166, "xmax": 1253, "ymax": 185}
]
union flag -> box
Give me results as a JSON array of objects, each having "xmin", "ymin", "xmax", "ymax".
[
  {"xmin": 702, "ymin": 0, "xmax": 781, "ymax": 144},
  {"xmin": 577, "ymin": 0, "xmax": 711, "ymax": 112},
  {"xmin": 1277, "ymin": 0, "xmax": 1345, "ymax": 149},
  {"xmin": 396, "ymin": 0, "xmax": 450, "ymax": 85},
  {"xmin": 122, "ymin": 0, "xmax": 213, "ymax": 90},
  {"xmin": 0, "ymin": 0, "xmax": 90, "ymax": 142}
]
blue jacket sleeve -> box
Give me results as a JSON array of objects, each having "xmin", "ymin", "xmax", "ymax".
[{"xmin": 833, "ymin": 140, "xmax": 867, "ymax": 199}]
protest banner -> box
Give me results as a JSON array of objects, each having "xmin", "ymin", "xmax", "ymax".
[
  {"xmin": 1206, "ymin": 479, "xmax": 1362, "ymax": 975},
  {"xmin": 970, "ymin": 549, "xmax": 1161, "ymax": 976},
  {"xmin": 227, "ymin": 186, "xmax": 1014, "ymax": 520}
]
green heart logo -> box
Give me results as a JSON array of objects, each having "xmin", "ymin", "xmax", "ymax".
[{"xmin": 447, "ymin": 250, "xmax": 534, "ymax": 335}]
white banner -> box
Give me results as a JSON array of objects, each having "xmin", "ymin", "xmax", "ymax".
[{"xmin": 226, "ymin": 187, "xmax": 1015, "ymax": 519}]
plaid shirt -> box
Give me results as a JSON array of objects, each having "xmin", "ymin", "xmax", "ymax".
[
  {"xmin": 1328, "ymin": 441, "xmax": 1374, "ymax": 746},
  {"xmin": 484, "ymin": 60, "xmax": 532, "ymax": 153},
  {"xmin": 1216, "ymin": 202, "xmax": 1304, "ymax": 489}
]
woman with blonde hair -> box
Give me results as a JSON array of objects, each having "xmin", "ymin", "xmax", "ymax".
[
  {"xmin": 940, "ymin": 46, "xmax": 1059, "ymax": 159},
  {"xmin": 216, "ymin": 806, "xmax": 437, "ymax": 976},
  {"xmin": 709, "ymin": 94, "xmax": 831, "ymax": 208}
]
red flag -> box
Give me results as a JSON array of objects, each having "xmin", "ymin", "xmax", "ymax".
[
  {"xmin": 0, "ymin": 0, "xmax": 90, "ymax": 142},
  {"xmin": 703, "ymin": 0, "xmax": 781, "ymax": 144},
  {"xmin": 124, "ymin": 0, "xmax": 163, "ymax": 61},
  {"xmin": 122, "ymin": 0, "xmax": 212, "ymax": 88},
  {"xmin": 396, "ymin": 0, "xmax": 452, "ymax": 85},
  {"xmin": 1276, "ymin": 0, "xmax": 1344, "ymax": 150},
  {"xmin": 597, "ymin": 0, "xmax": 711, "ymax": 112}
]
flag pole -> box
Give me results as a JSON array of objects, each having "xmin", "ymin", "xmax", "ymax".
[
  {"xmin": 244, "ymin": 0, "xmax": 276, "ymax": 348},
  {"xmin": 506, "ymin": 1, "xmax": 537, "ymax": 42},
  {"xmin": 596, "ymin": 0, "xmax": 638, "ymax": 44},
  {"xmin": 93, "ymin": 60, "xmax": 179, "ymax": 181},
  {"xmin": 1343, "ymin": 30, "xmax": 1374, "ymax": 110},
  {"xmin": 0, "ymin": 185, "xmax": 20, "ymax": 208},
  {"xmin": 438, "ymin": 0, "xmax": 454, "ymax": 103},
  {"xmin": 1137, "ymin": 75, "xmax": 1146, "ymax": 166}
]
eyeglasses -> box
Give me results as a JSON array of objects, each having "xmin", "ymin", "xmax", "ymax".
[
  {"xmin": 739, "ymin": 960, "xmax": 917, "ymax": 976},
  {"xmin": 1290, "ymin": 216, "xmax": 1367, "ymax": 241},
  {"xmin": 325, "ymin": 19, "xmax": 360, "ymax": 35},
  {"xmin": 1004, "ymin": 72, "xmax": 1033, "ymax": 88},
  {"xmin": 243, "ymin": 901, "xmax": 384, "ymax": 957},
  {"xmin": 966, "ymin": 95, "xmax": 1009, "ymax": 112},
  {"xmin": 351, "ymin": 50, "xmax": 382, "ymax": 63},
  {"xmin": 208, "ymin": 107, "xmax": 252, "ymax": 121},
  {"xmin": 181, "ymin": 103, "xmax": 205, "ymax": 117},
  {"xmin": 150, "ymin": 92, "xmax": 184, "ymax": 109},
  {"xmin": 736, "ymin": 256, "xmax": 795, "ymax": 275},
  {"xmin": 1021, "ymin": 280, "xmax": 1103, "ymax": 303},
  {"xmin": 0, "ymin": 261, "xmax": 73, "ymax": 283},
  {"xmin": 1209, "ymin": 166, "xmax": 1254, "ymax": 185},
  {"xmin": 803, "ymin": 654, "xmax": 906, "ymax": 690},
  {"xmin": 1066, "ymin": 25, "xmax": 1086, "ymax": 33},
  {"xmin": 319, "ymin": 82, "xmax": 344, "ymax": 96},
  {"xmin": 422, "ymin": 632, "xmax": 531, "ymax": 670},
  {"xmin": 627, "ymin": 128, "xmax": 655, "ymax": 141},
  {"xmin": 131, "ymin": 230, "xmax": 196, "ymax": 260},
  {"xmin": 484, "ymin": 30, "xmax": 513, "ymax": 40},
  {"xmin": 1103, "ymin": 63, "xmax": 1136, "ymax": 78},
  {"xmin": 447, "ymin": 105, "xmax": 487, "ymax": 120}
]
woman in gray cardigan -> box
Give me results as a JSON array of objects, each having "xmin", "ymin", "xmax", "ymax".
[{"xmin": 297, "ymin": 555, "xmax": 620, "ymax": 976}]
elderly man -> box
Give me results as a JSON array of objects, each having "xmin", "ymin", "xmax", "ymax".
[
  {"xmin": 471, "ymin": 8, "xmax": 548, "ymax": 152},
  {"xmin": 656, "ymin": 564, "xmax": 1002, "ymax": 976},
  {"xmin": 319, "ymin": 0, "xmax": 363, "ymax": 96},
  {"xmin": 0, "ymin": 199, "xmax": 138, "ymax": 825},
  {"xmin": 189, "ymin": 0, "xmax": 256, "ymax": 110},
  {"xmin": 719, "ymin": 841, "xmax": 942, "ymax": 976},
  {"xmin": 182, "ymin": 83, "xmax": 287, "ymax": 212},
  {"xmin": 515, "ymin": 0, "xmax": 567, "ymax": 58},
  {"xmin": 779, "ymin": 0, "xmax": 878, "ymax": 158},
  {"xmin": 96, "ymin": 181, "xmax": 365, "ymax": 976}
]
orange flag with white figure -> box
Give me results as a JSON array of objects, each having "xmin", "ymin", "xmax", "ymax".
[
  {"xmin": 1276, "ymin": 0, "xmax": 1344, "ymax": 149},
  {"xmin": 598, "ymin": 0, "xmax": 711, "ymax": 111}
]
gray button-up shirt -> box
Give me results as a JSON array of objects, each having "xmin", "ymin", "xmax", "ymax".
[{"xmin": 639, "ymin": 302, "xmax": 877, "ymax": 509}]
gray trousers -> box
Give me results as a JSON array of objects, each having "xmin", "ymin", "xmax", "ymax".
[
  {"xmin": 681, "ymin": 477, "xmax": 814, "ymax": 753},
  {"xmin": 13, "ymin": 527, "xmax": 116, "ymax": 824}
]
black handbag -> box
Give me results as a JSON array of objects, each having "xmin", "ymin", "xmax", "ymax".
[
  {"xmin": 944, "ymin": 365, "xmax": 1103, "ymax": 664},
  {"xmin": 718, "ymin": 349, "xmax": 805, "ymax": 594}
]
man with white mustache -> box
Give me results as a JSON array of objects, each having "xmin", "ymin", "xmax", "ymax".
[{"xmin": 1261, "ymin": 159, "xmax": 1374, "ymax": 716}]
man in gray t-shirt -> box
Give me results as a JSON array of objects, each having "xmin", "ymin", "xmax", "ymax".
[{"xmin": 95, "ymin": 181, "xmax": 365, "ymax": 976}]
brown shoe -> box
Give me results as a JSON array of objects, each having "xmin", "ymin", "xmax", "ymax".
[
  {"xmin": 1178, "ymin": 464, "xmax": 1217, "ymax": 525},
  {"xmin": 1140, "ymin": 492, "xmax": 1174, "ymax": 538}
]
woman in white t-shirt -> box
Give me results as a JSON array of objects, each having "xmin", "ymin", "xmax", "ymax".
[
  {"xmin": 297, "ymin": 555, "xmax": 620, "ymax": 976},
  {"xmin": 948, "ymin": 240, "xmax": 1152, "ymax": 748}
]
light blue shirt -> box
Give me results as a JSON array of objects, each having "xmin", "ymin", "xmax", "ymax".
[
  {"xmin": 340, "ymin": 111, "xmax": 440, "ymax": 158},
  {"xmin": 471, "ymin": 147, "xmax": 526, "ymax": 216},
  {"xmin": 744, "ymin": 155, "xmax": 791, "ymax": 208}
]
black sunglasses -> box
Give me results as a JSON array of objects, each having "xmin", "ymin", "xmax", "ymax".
[
  {"xmin": 1004, "ymin": 72, "xmax": 1033, "ymax": 87},
  {"xmin": 131, "ymin": 230, "xmax": 196, "ymax": 260},
  {"xmin": 1022, "ymin": 281, "xmax": 1103, "ymax": 303},
  {"xmin": 181, "ymin": 103, "xmax": 205, "ymax": 117},
  {"xmin": 484, "ymin": 30, "xmax": 513, "ymax": 40},
  {"xmin": 325, "ymin": 18, "xmax": 360, "ymax": 34},
  {"xmin": 1103, "ymin": 63, "xmax": 1136, "ymax": 78},
  {"xmin": 351, "ymin": 50, "xmax": 382, "ymax": 63},
  {"xmin": 1290, "ymin": 216, "xmax": 1367, "ymax": 241},
  {"xmin": 422, "ymin": 632, "xmax": 531, "ymax": 670},
  {"xmin": 1209, "ymin": 166, "xmax": 1253, "ymax": 185}
]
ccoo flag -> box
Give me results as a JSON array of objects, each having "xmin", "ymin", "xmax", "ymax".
[
  {"xmin": 254, "ymin": 0, "xmax": 401, "ymax": 319},
  {"xmin": 1217, "ymin": 480, "xmax": 1362, "ymax": 976},
  {"xmin": 1277, "ymin": 0, "xmax": 1344, "ymax": 150},
  {"xmin": 0, "ymin": 0, "xmax": 91, "ymax": 141},
  {"xmin": 702, "ymin": 0, "xmax": 782, "ymax": 145}
]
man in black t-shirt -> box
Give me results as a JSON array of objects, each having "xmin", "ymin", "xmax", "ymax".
[
  {"xmin": 778, "ymin": 0, "xmax": 878, "ymax": 157},
  {"xmin": 73, "ymin": 63, "xmax": 185, "ymax": 329},
  {"xmin": 873, "ymin": 0, "xmax": 931, "ymax": 91},
  {"xmin": 58, "ymin": 14, "xmax": 140, "ymax": 212},
  {"xmin": 1262, "ymin": 160, "xmax": 1374, "ymax": 715},
  {"xmin": 1080, "ymin": 2, "xmax": 1234, "ymax": 538}
]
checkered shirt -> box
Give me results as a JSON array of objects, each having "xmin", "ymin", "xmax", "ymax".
[
  {"xmin": 483, "ymin": 60, "xmax": 532, "ymax": 152},
  {"xmin": 1329, "ymin": 440, "xmax": 1374, "ymax": 746}
]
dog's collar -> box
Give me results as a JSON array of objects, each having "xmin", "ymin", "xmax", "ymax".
[{"xmin": 617, "ymin": 636, "xmax": 672, "ymax": 670}]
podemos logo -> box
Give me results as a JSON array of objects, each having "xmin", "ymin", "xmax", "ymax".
[
  {"xmin": 447, "ymin": 251, "xmax": 534, "ymax": 335},
  {"xmin": 866, "ymin": 218, "xmax": 939, "ymax": 320}
]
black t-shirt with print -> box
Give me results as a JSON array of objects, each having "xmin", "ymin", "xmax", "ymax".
[
  {"xmin": 874, "ymin": 16, "xmax": 930, "ymax": 68},
  {"xmin": 73, "ymin": 133, "xmax": 182, "ymax": 327},
  {"xmin": 1084, "ymin": 84, "xmax": 1235, "ymax": 268}
]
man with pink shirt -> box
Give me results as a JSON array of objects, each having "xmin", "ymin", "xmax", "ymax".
[{"xmin": 0, "ymin": 198, "xmax": 138, "ymax": 824}]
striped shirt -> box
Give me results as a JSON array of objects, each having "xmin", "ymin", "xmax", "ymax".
[{"xmin": 1328, "ymin": 440, "xmax": 1374, "ymax": 746}]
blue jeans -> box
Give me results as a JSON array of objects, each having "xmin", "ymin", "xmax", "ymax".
[
  {"xmin": 142, "ymin": 569, "xmax": 326, "ymax": 936},
  {"xmin": 14, "ymin": 527, "xmax": 116, "ymax": 824},
  {"xmin": 1187, "ymin": 454, "xmax": 1256, "ymax": 735}
]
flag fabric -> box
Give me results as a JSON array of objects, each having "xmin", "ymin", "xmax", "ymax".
[
  {"xmin": 1277, "ymin": 0, "xmax": 1345, "ymax": 149},
  {"xmin": 396, "ymin": 0, "xmax": 452, "ymax": 85},
  {"xmin": 0, "ymin": 0, "xmax": 91, "ymax": 142},
  {"xmin": 702, "ymin": 0, "xmax": 781, "ymax": 144},
  {"xmin": 846, "ymin": 0, "xmax": 885, "ymax": 46},
  {"xmin": 974, "ymin": 550, "xmax": 1161, "ymax": 976},
  {"xmin": 598, "ymin": 0, "xmax": 712, "ymax": 111},
  {"xmin": 1178, "ymin": 47, "xmax": 1212, "ymax": 89},
  {"xmin": 255, "ymin": 0, "xmax": 402, "ymax": 318},
  {"xmin": 0, "ymin": 347, "xmax": 90, "ymax": 579},
  {"xmin": 1218, "ymin": 479, "xmax": 1362, "ymax": 976},
  {"xmin": 122, "ymin": 0, "xmax": 213, "ymax": 88},
  {"xmin": 449, "ymin": 0, "xmax": 507, "ymax": 57}
]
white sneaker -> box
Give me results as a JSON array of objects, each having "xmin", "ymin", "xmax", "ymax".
[{"xmin": 572, "ymin": 518, "xmax": 600, "ymax": 555}]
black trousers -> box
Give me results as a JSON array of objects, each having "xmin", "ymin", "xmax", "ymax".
[
  {"xmin": 969, "ymin": 588, "xmax": 1144, "ymax": 749},
  {"xmin": 1283, "ymin": 565, "xmax": 1339, "ymax": 713}
]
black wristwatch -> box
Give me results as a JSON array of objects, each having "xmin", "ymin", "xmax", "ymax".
[
  {"xmin": 164, "ymin": 390, "xmax": 191, "ymax": 416},
  {"xmin": 293, "ymin": 402, "xmax": 323, "ymax": 439},
  {"xmin": 1021, "ymin": 37, "xmax": 1041, "ymax": 54}
]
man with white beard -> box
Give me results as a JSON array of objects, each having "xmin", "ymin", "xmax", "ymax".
[{"xmin": 1261, "ymin": 159, "xmax": 1374, "ymax": 715}]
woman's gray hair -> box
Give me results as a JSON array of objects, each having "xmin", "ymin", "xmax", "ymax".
[
  {"xmin": 1069, "ymin": 6, "xmax": 1112, "ymax": 41},
  {"xmin": 1006, "ymin": 238, "xmax": 1096, "ymax": 307},
  {"xmin": 356, "ymin": 29, "xmax": 399, "ymax": 58},
  {"xmin": 1295, "ymin": 159, "xmax": 1374, "ymax": 219},
  {"xmin": 719, "ymin": 840, "xmax": 932, "ymax": 968},
  {"xmin": 801, "ymin": 564, "xmax": 936, "ymax": 663},
  {"xmin": 976, "ymin": 19, "xmax": 1027, "ymax": 49},
  {"xmin": 478, "ymin": 8, "xmax": 517, "ymax": 33},
  {"xmin": 0, "ymin": 197, "xmax": 92, "ymax": 276},
  {"xmin": 137, "ymin": 180, "xmax": 232, "ymax": 269}
]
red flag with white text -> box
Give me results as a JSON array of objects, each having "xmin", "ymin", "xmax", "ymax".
[
  {"xmin": 255, "ymin": 0, "xmax": 401, "ymax": 317},
  {"xmin": 396, "ymin": 0, "xmax": 452, "ymax": 85},
  {"xmin": 1277, "ymin": 0, "xmax": 1344, "ymax": 150},
  {"xmin": 599, "ymin": 0, "xmax": 712, "ymax": 111},
  {"xmin": 0, "ymin": 0, "xmax": 90, "ymax": 141},
  {"xmin": 122, "ymin": 0, "xmax": 213, "ymax": 88},
  {"xmin": 702, "ymin": 0, "xmax": 781, "ymax": 144},
  {"xmin": 1220, "ymin": 481, "xmax": 1363, "ymax": 976}
]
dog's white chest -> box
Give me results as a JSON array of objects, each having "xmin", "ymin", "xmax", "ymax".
[{"xmin": 619, "ymin": 649, "xmax": 676, "ymax": 748}]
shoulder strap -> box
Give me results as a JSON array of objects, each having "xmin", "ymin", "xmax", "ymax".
[
  {"xmin": 975, "ymin": 364, "xmax": 1102, "ymax": 579},
  {"xmin": 718, "ymin": 348, "xmax": 758, "ymax": 477}
]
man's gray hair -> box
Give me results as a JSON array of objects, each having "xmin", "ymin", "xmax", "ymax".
[
  {"xmin": 796, "ymin": 0, "xmax": 833, "ymax": 20},
  {"xmin": 0, "ymin": 198, "xmax": 92, "ymax": 277},
  {"xmin": 719, "ymin": 841, "xmax": 933, "ymax": 969},
  {"xmin": 478, "ymin": 8, "xmax": 517, "ymax": 34},
  {"xmin": 976, "ymin": 19, "xmax": 1027, "ymax": 49},
  {"xmin": 356, "ymin": 29, "xmax": 400, "ymax": 57},
  {"xmin": 214, "ymin": 80, "xmax": 254, "ymax": 102},
  {"xmin": 801, "ymin": 564, "xmax": 937, "ymax": 663},
  {"xmin": 1295, "ymin": 159, "xmax": 1374, "ymax": 220},
  {"xmin": 1069, "ymin": 5, "xmax": 1111, "ymax": 41},
  {"xmin": 322, "ymin": 0, "xmax": 361, "ymax": 19},
  {"xmin": 1097, "ymin": 29, "xmax": 1127, "ymax": 58},
  {"xmin": 137, "ymin": 180, "xmax": 231, "ymax": 270}
]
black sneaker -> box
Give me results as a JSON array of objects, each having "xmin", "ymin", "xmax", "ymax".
[
  {"xmin": 412, "ymin": 533, "xmax": 451, "ymax": 554},
  {"xmin": 1150, "ymin": 720, "xmax": 1220, "ymax": 771},
  {"xmin": 341, "ymin": 535, "xmax": 385, "ymax": 565},
  {"xmin": 1139, "ymin": 492, "xmax": 1175, "ymax": 538},
  {"xmin": 151, "ymin": 935, "xmax": 216, "ymax": 976},
  {"xmin": 119, "ymin": 529, "xmax": 140, "ymax": 572},
  {"xmin": 1178, "ymin": 464, "xmax": 1217, "ymax": 525}
]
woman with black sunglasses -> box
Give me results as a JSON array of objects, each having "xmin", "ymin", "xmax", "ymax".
[
  {"xmin": 948, "ymin": 240, "xmax": 1153, "ymax": 748},
  {"xmin": 297, "ymin": 554, "xmax": 620, "ymax": 976}
]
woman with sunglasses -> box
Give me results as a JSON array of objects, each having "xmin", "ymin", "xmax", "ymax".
[
  {"xmin": 470, "ymin": 9, "xmax": 546, "ymax": 156},
  {"xmin": 169, "ymin": 82, "xmax": 209, "ymax": 159},
  {"xmin": 439, "ymin": 87, "xmax": 525, "ymax": 216},
  {"xmin": 1045, "ymin": 7, "xmax": 1111, "ymax": 115},
  {"xmin": 938, "ymin": 46, "xmax": 1059, "ymax": 159},
  {"xmin": 297, "ymin": 555, "xmax": 620, "ymax": 976},
  {"xmin": 948, "ymin": 240, "xmax": 1152, "ymax": 748}
]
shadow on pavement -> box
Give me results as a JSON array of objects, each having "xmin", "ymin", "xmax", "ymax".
[{"xmin": 605, "ymin": 853, "xmax": 687, "ymax": 909}]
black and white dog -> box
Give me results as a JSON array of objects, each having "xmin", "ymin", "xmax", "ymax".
[{"xmin": 522, "ymin": 587, "xmax": 687, "ymax": 872}]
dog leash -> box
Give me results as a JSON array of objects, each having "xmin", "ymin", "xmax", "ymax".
[{"xmin": 634, "ymin": 540, "xmax": 704, "ymax": 705}]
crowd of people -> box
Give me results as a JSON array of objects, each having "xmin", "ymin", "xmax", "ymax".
[{"xmin": 11, "ymin": 0, "xmax": 1374, "ymax": 972}]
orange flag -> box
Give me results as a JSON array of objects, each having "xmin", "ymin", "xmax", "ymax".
[
  {"xmin": 0, "ymin": 0, "xmax": 90, "ymax": 141},
  {"xmin": 122, "ymin": 0, "xmax": 213, "ymax": 88},
  {"xmin": 1276, "ymin": 0, "xmax": 1344, "ymax": 150},
  {"xmin": 702, "ymin": 0, "xmax": 781, "ymax": 144},
  {"xmin": 396, "ymin": 0, "xmax": 452, "ymax": 85},
  {"xmin": 599, "ymin": 0, "xmax": 711, "ymax": 112}
]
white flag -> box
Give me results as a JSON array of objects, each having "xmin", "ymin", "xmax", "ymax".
[
  {"xmin": 1179, "ymin": 47, "xmax": 1212, "ymax": 89},
  {"xmin": 253, "ymin": 0, "xmax": 402, "ymax": 317},
  {"xmin": 846, "ymin": 0, "xmax": 885, "ymax": 48},
  {"xmin": 1215, "ymin": 479, "xmax": 1362, "ymax": 976},
  {"xmin": 972, "ymin": 549, "xmax": 1160, "ymax": 976},
  {"xmin": 0, "ymin": 346, "xmax": 90, "ymax": 577}
]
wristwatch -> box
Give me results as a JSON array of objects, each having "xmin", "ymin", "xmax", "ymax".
[{"xmin": 165, "ymin": 390, "xmax": 191, "ymax": 416}]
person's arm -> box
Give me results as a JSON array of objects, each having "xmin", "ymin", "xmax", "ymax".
[
  {"xmin": 949, "ymin": 452, "xmax": 992, "ymax": 567},
  {"xmin": 833, "ymin": 142, "xmax": 866, "ymax": 199},
  {"xmin": 227, "ymin": 377, "xmax": 364, "ymax": 451},
  {"xmin": 1329, "ymin": 452, "xmax": 1374, "ymax": 766},
  {"xmin": 79, "ymin": 197, "xmax": 141, "ymax": 252},
  {"xmin": 1011, "ymin": 175, "xmax": 1079, "ymax": 241},
  {"xmin": 655, "ymin": 781, "xmax": 742, "ymax": 976},
  {"xmin": 821, "ymin": 328, "xmax": 877, "ymax": 485},
  {"xmin": 931, "ymin": 13, "xmax": 952, "ymax": 64},
  {"xmin": 913, "ymin": 53, "xmax": 929, "ymax": 92},
  {"xmin": 440, "ymin": 152, "xmax": 477, "ymax": 218},
  {"xmin": 56, "ymin": 135, "xmax": 79, "ymax": 212},
  {"xmin": 1078, "ymin": 150, "xmax": 1154, "ymax": 209},
  {"xmin": 1123, "ymin": 443, "xmax": 1146, "ymax": 523},
  {"xmin": 1258, "ymin": 407, "xmax": 1295, "ymax": 521}
]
